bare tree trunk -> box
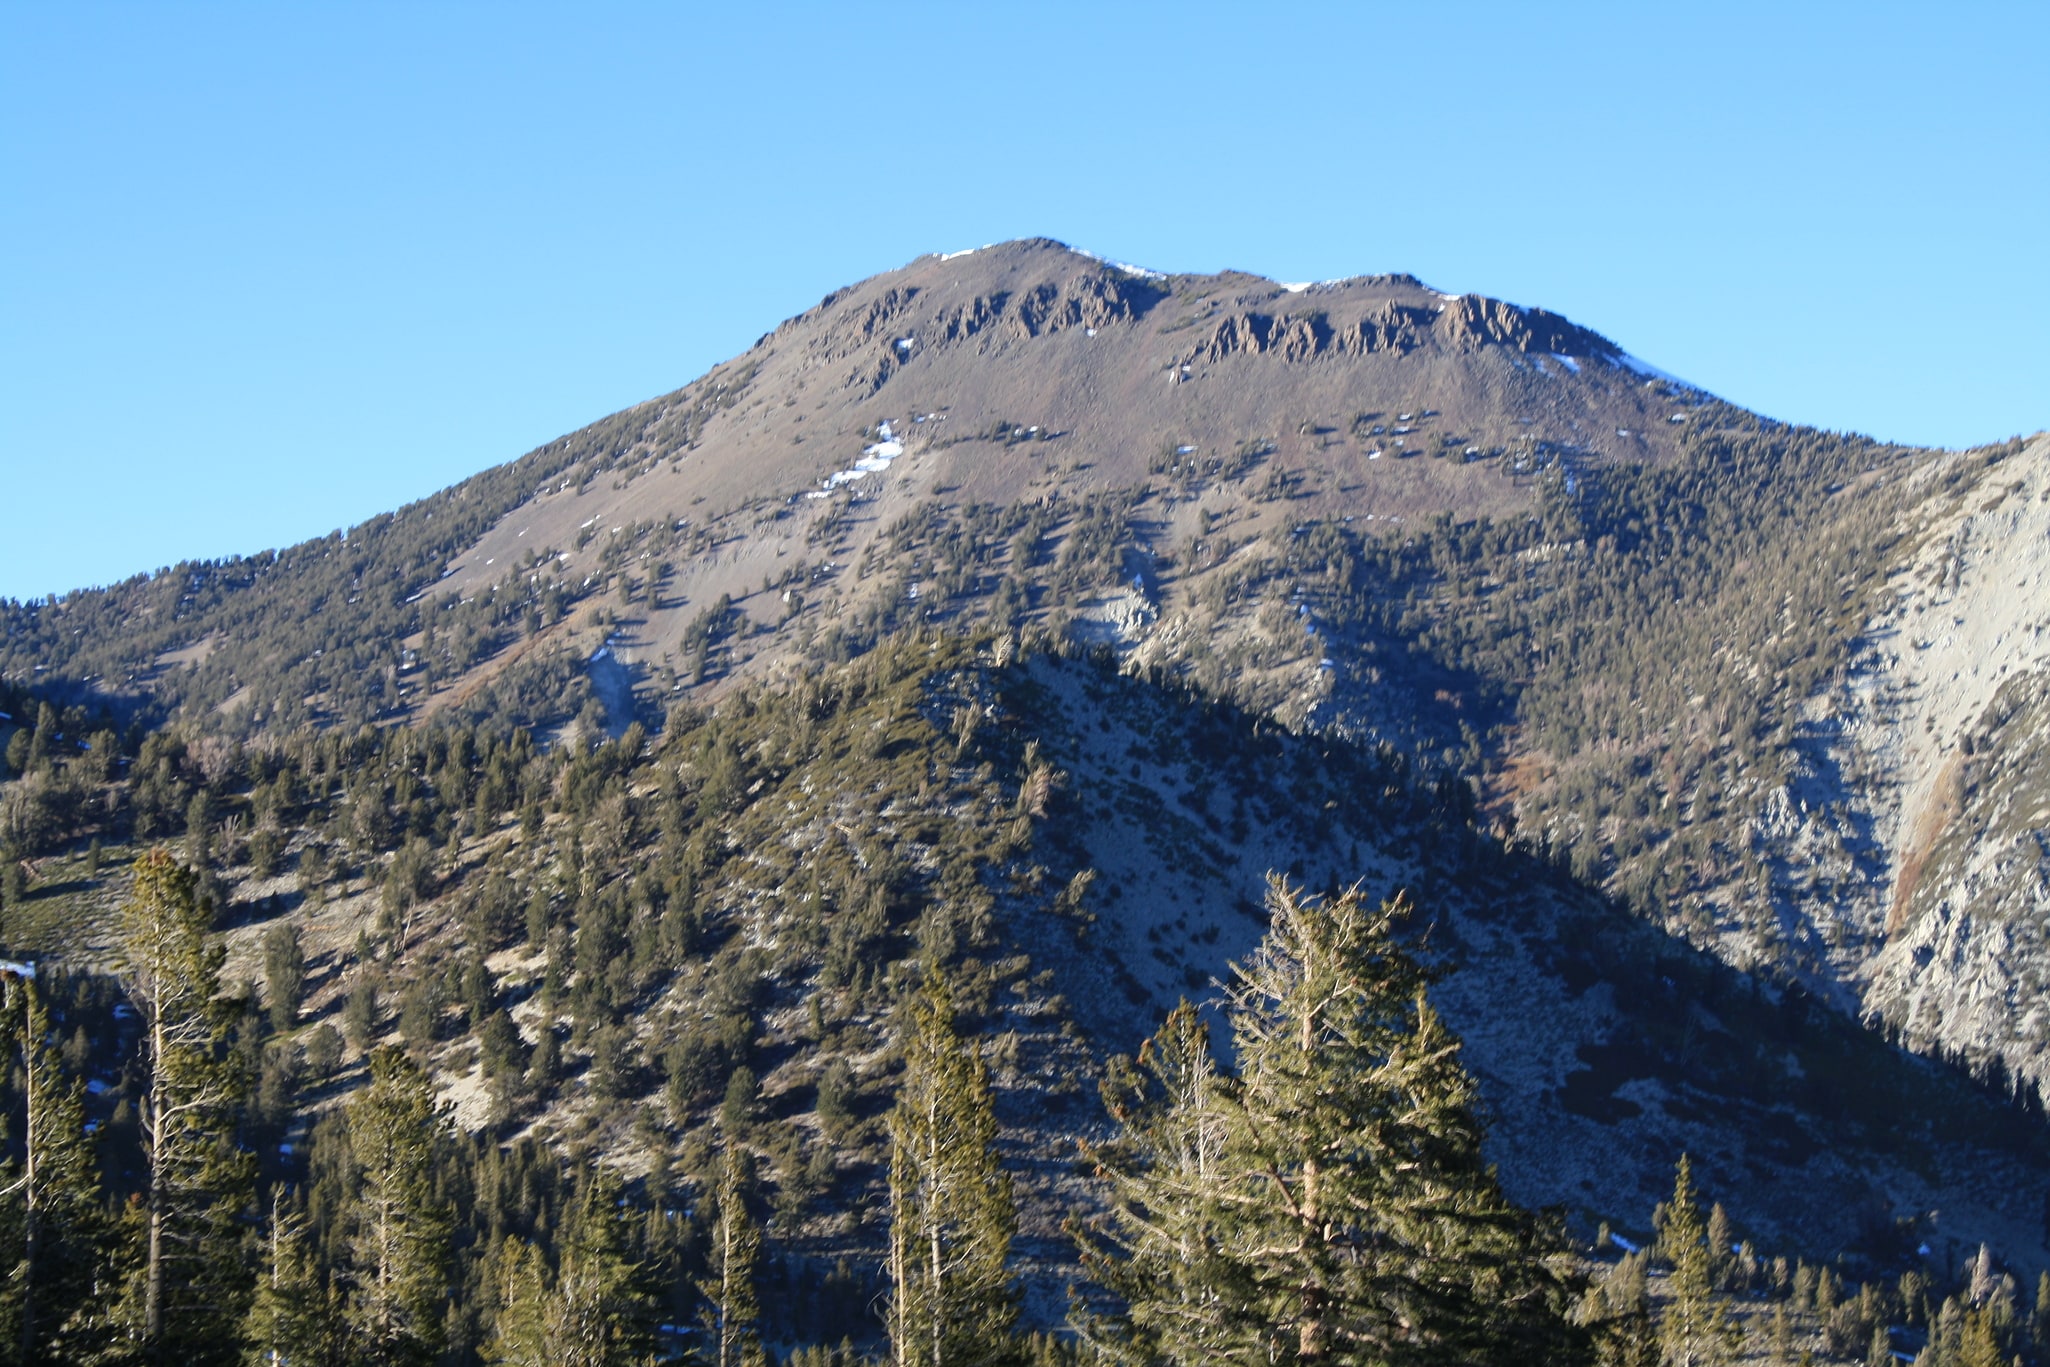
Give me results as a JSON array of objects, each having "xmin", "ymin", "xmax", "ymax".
[
  {"xmin": 145, "ymin": 1012, "xmax": 167, "ymax": 1354},
  {"xmin": 17, "ymin": 985, "xmax": 37, "ymax": 1363}
]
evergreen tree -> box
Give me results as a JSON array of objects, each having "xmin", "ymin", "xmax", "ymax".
[
  {"xmin": 1957, "ymin": 1307, "xmax": 2003, "ymax": 1367},
  {"xmin": 0, "ymin": 973, "xmax": 115, "ymax": 1364},
  {"xmin": 1085, "ymin": 877, "xmax": 1584, "ymax": 1365},
  {"xmin": 1652, "ymin": 1156, "xmax": 1738, "ymax": 1367},
  {"xmin": 242, "ymin": 1189, "xmax": 344, "ymax": 1367},
  {"xmin": 1579, "ymin": 1252, "xmax": 1656, "ymax": 1367},
  {"xmin": 261, "ymin": 925, "xmax": 305, "ymax": 1035},
  {"xmin": 698, "ymin": 1143, "xmax": 764, "ymax": 1367},
  {"xmin": 1074, "ymin": 1000, "xmax": 1234, "ymax": 1363},
  {"xmin": 121, "ymin": 847, "xmax": 254, "ymax": 1365},
  {"xmin": 549, "ymin": 1167, "xmax": 657, "ymax": 1367},
  {"xmin": 887, "ymin": 972, "xmax": 1018, "ymax": 1367},
  {"xmin": 343, "ymin": 1047, "xmax": 453, "ymax": 1366}
]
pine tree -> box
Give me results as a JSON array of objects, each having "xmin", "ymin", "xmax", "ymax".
[
  {"xmin": 557, "ymin": 1166, "xmax": 658, "ymax": 1367},
  {"xmin": 1073, "ymin": 1000, "xmax": 1235, "ymax": 1363},
  {"xmin": 343, "ymin": 1046, "xmax": 453, "ymax": 1366},
  {"xmin": 121, "ymin": 847, "xmax": 253, "ymax": 1365},
  {"xmin": 1957, "ymin": 1307, "xmax": 2003, "ymax": 1367},
  {"xmin": 1653, "ymin": 1156, "xmax": 1738, "ymax": 1367},
  {"xmin": 242, "ymin": 1189, "xmax": 344, "ymax": 1367},
  {"xmin": 1703, "ymin": 1204, "xmax": 1734, "ymax": 1292},
  {"xmin": 887, "ymin": 972, "xmax": 1018, "ymax": 1367},
  {"xmin": 1090, "ymin": 877, "xmax": 1581, "ymax": 1365},
  {"xmin": 261, "ymin": 924, "xmax": 305, "ymax": 1035},
  {"xmin": 1580, "ymin": 1252, "xmax": 1657, "ymax": 1367},
  {"xmin": 485, "ymin": 1163, "xmax": 661, "ymax": 1367},
  {"xmin": 484, "ymin": 1238, "xmax": 552, "ymax": 1367},
  {"xmin": 699, "ymin": 1145, "xmax": 764, "ymax": 1367},
  {"xmin": 0, "ymin": 972, "xmax": 115, "ymax": 1364}
]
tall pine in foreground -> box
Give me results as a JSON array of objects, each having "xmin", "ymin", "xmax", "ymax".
[
  {"xmin": 697, "ymin": 1143, "xmax": 764, "ymax": 1367},
  {"xmin": 1074, "ymin": 1000, "xmax": 1234, "ymax": 1363},
  {"xmin": 488, "ymin": 1167, "xmax": 656, "ymax": 1367},
  {"xmin": 887, "ymin": 972, "xmax": 1018, "ymax": 1367},
  {"xmin": 1651, "ymin": 1157, "xmax": 1736, "ymax": 1367},
  {"xmin": 344, "ymin": 1047, "xmax": 453, "ymax": 1367},
  {"xmin": 121, "ymin": 847, "xmax": 254, "ymax": 1367},
  {"xmin": 0, "ymin": 973, "xmax": 116, "ymax": 1364},
  {"xmin": 1082, "ymin": 877, "xmax": 1586, "ymax": 1365}
]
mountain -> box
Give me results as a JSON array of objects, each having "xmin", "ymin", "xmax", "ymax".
[{"xmin": 3, "ymin": 240, "xmax": 2050, "ymax": 1331}]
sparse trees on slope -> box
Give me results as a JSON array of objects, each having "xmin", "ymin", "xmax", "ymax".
[{"xmin": 888, "ymin": 972, "xmax": 1018, "ymax": 1367}]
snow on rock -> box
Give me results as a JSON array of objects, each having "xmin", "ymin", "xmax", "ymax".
[
  {"xmin": 1071, "ymin": 246, "xmax": 1167, "ymax": 280},
  {"xmin": 808, "ymin": 420, "xmax": 910, "ymax": 499}
]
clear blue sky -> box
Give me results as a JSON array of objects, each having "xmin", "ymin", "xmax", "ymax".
[{"xmin": 4, "ymin": 2, "xmax": 2044, "ymax": 602}]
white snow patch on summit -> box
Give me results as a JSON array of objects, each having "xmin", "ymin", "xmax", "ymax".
[{"xmin": 1071, "ymin": 246, "xmax": 1167, "ymax": 280}]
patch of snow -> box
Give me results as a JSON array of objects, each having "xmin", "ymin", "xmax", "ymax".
[
  {"xmin": 811, "ymin": 420, "xmax": 909, "ymax": 495},
  {"xmin": 85, "ymin": 1079, "xmax": 109, "ymax": 1096},
  {"xmin": 1280, "ymin": 281, "xmax": 1313, "ymax": 293},
  {"xmin": 1551, "ymin": 353, "xmax": 1582, "ymax": 374},
  {"xmin": 1610, "ymin": 1234, "xmax": 1641, "ymax": 1254},
  {"xmin": 1176, "ymin": 445, "xmax": 1198, "ymax": 455},
  {"xmin": 1071, "ymin": 246, "xmax": 1167, "ymax": 280},
  {"xmin": 896, "ymin": 337, "xmax": 915, "ymax": 352},
  {"xmin": 1366, "ymin": 450, "xmax": 1382, "ymax": 460},
  {"xmin": 937, "ymin": 245, "xmax": 989, "ymax": 261},
  {"xmin": 1085, "ymin": 327, "xmax": 1097, "ymax": 337},
  {"xmin": 1612, "ymin": 351, "xmax": 1698, "ymax": 389}
]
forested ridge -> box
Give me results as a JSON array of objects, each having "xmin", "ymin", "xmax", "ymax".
[{"xmin": 0, "ymin": 632, "xmax": 2045, "ymax": 1362}]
